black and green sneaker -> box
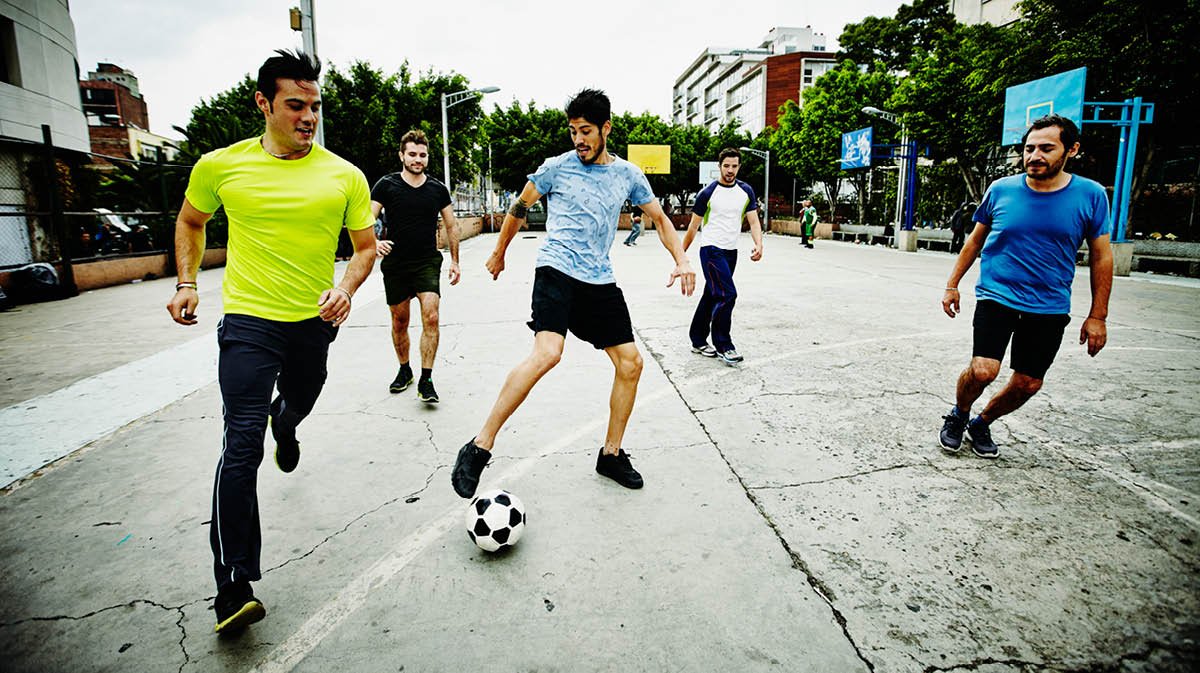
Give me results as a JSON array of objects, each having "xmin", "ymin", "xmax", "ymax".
[
  {"xmin": 213, "ymin": 581, "xmax": 265, "ymax": 634},
  {"xmin": 417, "ymin": 377, "xmax": 439, "ymax": 404},
  {"xmin": 389, "ymin": 364, "xmax": 414, "ymax": 394}
]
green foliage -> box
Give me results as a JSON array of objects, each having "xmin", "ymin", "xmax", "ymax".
[
  {"xmin": 484, "ymin": 100, "xmax": 569, "ymax": 193},
  {"xmin": 771, "ymin": 61, "xmax": 897, "ymax": 221},
  {"xmin": 889, "ymin": 22, "xmax": 1019, "ymax": 202},
  {"xmin": 837, "ymin": 0, "xmax": 955, "ymax": 71},
  {"xmin": 174, "ymin": 75, "xmax": 262, "ymax": 162}
]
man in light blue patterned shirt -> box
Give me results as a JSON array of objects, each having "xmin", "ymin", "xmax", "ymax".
[{"xmin": 451, "ymin": 89, "xmax": 696, "ymax": 498}]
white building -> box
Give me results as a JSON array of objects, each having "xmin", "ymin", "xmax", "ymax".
[
  {"xmin": 950, "ymin": 0, "xmax": 1021, "ymax": 26},
  {"xmin": 672, "ymin": 26, "xmax": 836, "ymax": 136}
]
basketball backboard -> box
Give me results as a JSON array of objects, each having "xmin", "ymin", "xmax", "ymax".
[{"xmin": 1002, "ymin": 67, "xmax": 1086, "ymax": 145}]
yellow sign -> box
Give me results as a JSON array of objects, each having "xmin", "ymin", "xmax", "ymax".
[{"xmin": 627, "ymin": 144, "xmax": 671, "ymax": 174}]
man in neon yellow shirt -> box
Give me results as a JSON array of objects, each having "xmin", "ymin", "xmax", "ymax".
[{"xmin": 165, "ymin": 50, "xmax": 376, "ymax": 634}]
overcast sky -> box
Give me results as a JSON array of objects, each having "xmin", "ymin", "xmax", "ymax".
[{"xmin": 71, "ymin": 0, "xmax": 906, "ymax": 140}]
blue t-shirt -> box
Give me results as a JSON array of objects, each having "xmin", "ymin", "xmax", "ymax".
[
  {"xmin": 529, "ymin": 150, "xmax": 655, "ymax": 284},
  {"xmin": 973, "ymin": 173, "xmax": 1110, "ymax": 314}
]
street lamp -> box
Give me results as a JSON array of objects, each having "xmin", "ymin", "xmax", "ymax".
[
  {"xmin": 861, "ymin": 106, "xmax": 911, "ymax": 238},
  {"xmin": 441, "ymin": 87, "xmax": 500, "ymax": 193},
  {"xmin": 740, "ymin": 147, "xmax": 769, "ymax": 232}
]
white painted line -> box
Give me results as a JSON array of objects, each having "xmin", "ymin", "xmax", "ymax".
[{"xmin": 249, "ymin": 329, "xmax": 951, "ymax": 672}]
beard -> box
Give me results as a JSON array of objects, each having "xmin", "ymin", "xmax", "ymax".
[
  {"xmin": 1025, "ymin": 154, "xmax": 1067, "ymax": 181},
  {"xmin": 578, "ymin": 138, "xmax": 606, "ymax": 165},
  {"xmin": 403, "ymin": 161, "xmax": 425, "ymax": 176}
]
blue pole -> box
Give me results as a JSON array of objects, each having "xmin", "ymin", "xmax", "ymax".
[
  {"xmin": 905, "ymin": 138, "xmax": 917, "ymax": 230},
  {"xmin": 1110, "ymin": 102, "xmax": 1130, "ymax": 242},
  {"xmin": 1115, "ymin": 97, "xmax": 1143, "ymax": 243}
]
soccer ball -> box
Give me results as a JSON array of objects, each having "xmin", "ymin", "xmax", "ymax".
[{"xmin": 465, "ymin": 489, "xmax": 526, "ymax": 552}]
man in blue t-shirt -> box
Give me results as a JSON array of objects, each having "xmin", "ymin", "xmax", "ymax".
[
  {"xmin": 450, "ymin": 89, "xmax": 696, "ymax": 498},
  {"xmin": 683, "ymin": 147, "xmax": 764, "ymax": 365},
  {"xmin": 938, "ymin": 115, "xmax": 1113, "ymax": 458}
]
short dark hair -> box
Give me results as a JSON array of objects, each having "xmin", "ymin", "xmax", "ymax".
[
  {"xmin": 1021, "ymin": 114, "xmax": 1080, "ymax": 149},
  {"xmin": 565, "ymin": 89, "xmax": 611, "ymax": 126},
  {"xmin": 257, "ymin": 49, "xmax": 321, "ymax": 104},
  {"xmin": 718, "ymin": 148, "xmax": 741, "ymax": 163},
  {"xmin": 400, "ymin": 129, "xmax": 429, "ymax": 153}
]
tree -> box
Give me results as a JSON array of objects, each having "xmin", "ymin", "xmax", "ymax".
[
  {"xmin": 484, "ymin": 101, "xmax": 568, "ymax": 194},
  {"xmin": 889, "ymin": 22, "xmax": 1020, "ymax": 203},
  {"xmin": 174, "ymin": 75, "xmax": 262, "ymax": 162},
  {"xmin": 837, "ymin": 0, "xmax": 956, "ymax": 71},
  {"xmin": 772, "ymin": 61, "xmax": 897, "ymax": 223}
]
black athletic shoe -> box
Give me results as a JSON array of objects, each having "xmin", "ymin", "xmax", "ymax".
[
  {"xmin": 389, "ymin": 365, "xmax": 414, "ymax": 393},
  {"xmin": 595, "ymin": 448, "xmax": 643, "ymax": 489},
  {"xmin": 270, "ymin": 397, "xmax": 300, "ymax": 473},
  {"xmin": 213, "ymin": 582, "xmax": 265, "ymax": 634},
  {"xmin": 967, "ymin": 417, "xmax": 1000, "ymax": 459},
  {"xmin": 417, "ymin": 378, "xmax": 439, "ymax": 403},
  {"xmin": 939, "ymin": 408, "xmax": 968, "ymax": 453},
  {"xmin": 452, "ymin": 439, "xmax": 491, "ymax": 498}
]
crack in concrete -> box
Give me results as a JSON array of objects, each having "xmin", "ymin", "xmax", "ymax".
[
  {"xmin": 922, "ymin": 639, "xmax": 1200, "ymax": 672},
  {"xmin": 0, "ymin": 598, "xmax": 192, "ymax": 671},
  {"xmin": 750, "ymin": 463, "xmax": 925, "ymax": 490},
  {"xmin": 636, "ymin": 327, "xmax": 877, "ymax": 672},
  {"xmin": 264, "ymin": 457, "xmax": 446, "ymax": 575}
]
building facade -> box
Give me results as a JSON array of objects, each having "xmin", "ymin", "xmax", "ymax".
[
  {"xmin": 672, "ymin": 26, "xmax": 836, "ymax": 135},
  {"xmin": 950, "ymin": 0, "xmax": 1021, "ymax": 26},
  {"xmin": 0, "ymin": 0, "xmax": 89, "ymax": 268},
  {"xmin": 79, "ymin": 63, "xmax": 176, "ymax": 164}
]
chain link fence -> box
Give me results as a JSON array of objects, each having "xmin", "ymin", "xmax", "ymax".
[{"xmin": 0, "ymin": 128, "xmax": 229, "ymax": 301}]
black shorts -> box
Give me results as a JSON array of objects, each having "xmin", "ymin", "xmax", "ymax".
[
  {"xmin": 382, "ymin": 255, "xmax": 442, "ymax": 304},
  {"xmin": 528, "ymin": 265, "xmax": 634, "ymax": 349},
  {"xmin": 972, "ymin": 299, "xmax": 1071, "ymax": 380}
]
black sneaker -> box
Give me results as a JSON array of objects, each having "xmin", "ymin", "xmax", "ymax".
[
  {"xmin": 417, "ymin": 378, "xmax": 439, "ymax": 403},
  {"xmin": 270, "ymin": 397, "xmax": 300, "ymax": 473},
  {"xmin": 939, "ymin": 409, "xmax": 968, "ymax": 453},
  {"xmin": 967, "ymin": 417, "xmax": 1000, "ymax": 459},
  {"xmin": 389, "ymin": 365, "xmax": 414, "ymax": 393},
  {"xmin": 595, "ymin": 448, "xmax": 643, "ymax": 489},
  {"xmin": 213, "ymin": 582, "xmax": 265, "ymax": 634},
  {"xmin": 451, "ymin": 439, "xmax": 491, "ymax": 498}
]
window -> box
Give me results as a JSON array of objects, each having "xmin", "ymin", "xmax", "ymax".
[{"xmin": 1, "ymin": 16, "xmax": 20, "ymax": 86}]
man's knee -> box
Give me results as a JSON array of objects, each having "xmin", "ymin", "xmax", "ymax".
[
  {"xmin": 531, "ymin": 340, "xmax": 563, "ymax": 373},
  {"xmin": 615, "ymin": 350, "xmax": 643, "ymax": 381},
  {"xmin": 969, "ymin": 358, "xmax": 1000, "ymax": 384},
  {"xmin": 390, "ymin": 306, "xmax": 411, "ymax": 330},
  {"xmin": 422, "ymin": 308, "xmax": 439, "ymax": 329},
  {"xmin": 1013, "ymin": 374, "xmax": 1043, "ymax": 397}
]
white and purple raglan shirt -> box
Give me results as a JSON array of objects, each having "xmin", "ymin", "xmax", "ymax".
[
  {"xmin": 528, "ymin": 150, "xmax": 655, "ymax": 284},
  {"xmin": 692, "ymin": 179, "xmax": 757, "ymax": 250}
]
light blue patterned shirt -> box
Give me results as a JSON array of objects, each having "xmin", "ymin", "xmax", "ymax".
[{"xmin": 529, "ymin": 150, "xmax": 655, "ymax": 284}]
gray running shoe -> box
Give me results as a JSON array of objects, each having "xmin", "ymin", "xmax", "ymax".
[
  {"xmin": 967, "ymin": 417, "xmax": 999, "ymax": 459},
  {"xmin": 717, "ymin": 349, "xmax": 744, "ymax": 365},
  {"xmin": 692, "ymin": 344, "xmax": 718, "ymax": 357}
]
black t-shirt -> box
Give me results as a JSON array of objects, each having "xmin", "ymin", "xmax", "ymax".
[{"xmin": 370, "ymin": 173, "xmax": 452, "ymax": 263}]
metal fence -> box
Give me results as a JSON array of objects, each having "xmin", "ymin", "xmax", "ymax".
[{"xmin": 0, "ymin": 126, "xmax": 226, "ymax": 298}]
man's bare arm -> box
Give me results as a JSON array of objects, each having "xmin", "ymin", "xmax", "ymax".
[
  {"xmin": 1080, "ymin": 233, "xmax": 1113, "ymax": 356},
  {"xmin": 440, "ymin": 204, "xmax": 460, "ymax": 265},
  {"xmin": 941, "ymin": 222, "xmax": 988, "ymax": 318},
  {"xmin": 166, "ymin": 198, "xmax": 214, "ymax": 325},
  {"xmin": 318, "ymin": 226, "xmax": 378, "ymax": 325},
  {"xmin": 746, "ymin": 209, "xmax": 764, "ymax": 259},
  {"xmin": 682, "ymin": 213, "xmax": 702, "ymax": 252},
  {"xmin": 639, "ymin": 199, "xmax": 696, "ymax": 296},
  {"xmin": 486, "ymin": 182, "xmax": 543, "ymax": 279}
]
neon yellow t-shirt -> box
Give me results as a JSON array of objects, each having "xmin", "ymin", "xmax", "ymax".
[{"xmin": 184, "ymin": 137, "xmax": 375, "ymax": 322}]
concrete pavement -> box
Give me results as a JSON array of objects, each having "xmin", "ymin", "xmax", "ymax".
[{"xmin": 1, "ymin": 232, "xmax": 1197, "ymax": 672}]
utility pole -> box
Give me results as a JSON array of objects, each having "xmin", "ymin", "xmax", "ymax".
[{"xmin": 290, "ymin": 1, "xmax": 324, "ymax": 145}]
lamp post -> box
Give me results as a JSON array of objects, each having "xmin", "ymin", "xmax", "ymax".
[
  {"xmin": 862, "ymin": 106, "xmax": 912, "ymax": 239},
  {"xmin": 441, "ymin": 87, "xmax": 500, "ymax": 193},
  {"xmin": 289, "ymin": 1, "xmax": 325, "ymax": 145},
  {"xmin": 739, "ymin": 146, "xmax": 769, "ymax": 232}
]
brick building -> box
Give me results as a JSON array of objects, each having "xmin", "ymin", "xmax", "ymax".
[{"xmin": 79, "ymin": 63, "xmax": 176, "ymax": 165}]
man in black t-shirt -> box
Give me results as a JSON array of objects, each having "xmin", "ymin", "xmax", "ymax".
[{"xmin": 371, "ymin": 129, "xmax": 461, "ymax": 403}]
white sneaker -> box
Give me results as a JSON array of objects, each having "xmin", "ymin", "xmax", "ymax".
[
  {"xmin": 691, "ymin": 344, "xmax": 717, "ymax": 357},
  {"xmin": 717, "ymin": 349, "xmax": 744, "ymax": 365}
]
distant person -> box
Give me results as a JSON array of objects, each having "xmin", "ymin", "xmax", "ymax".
[
  {"xmin": 683, "ymin": 147, "xmax": 764, "ymax": 365},
  {"xmin": 450, "ymin": 89, "xmax": 695, "ymax": 499},
  {"xmin": 372, "ymin": 129, "xmax": 461, "ymax": 403},
  {"xmin": 948, "ymin": 201, "xmax": 974, "ymax": 254},
  {"xmin": 165, "ymin": 50, "xmax": 377, "ymax": 634},
  {"xmin": 939, "ymin": 115, "xmax": 1112, "ymax": 459},
  {"xmin": 623, "ymin": 205, "xmax": 643, "ymax": 246},
  {"xmin": 800, "ymin": 199, "xmax": 817, "ymax": 249}
]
